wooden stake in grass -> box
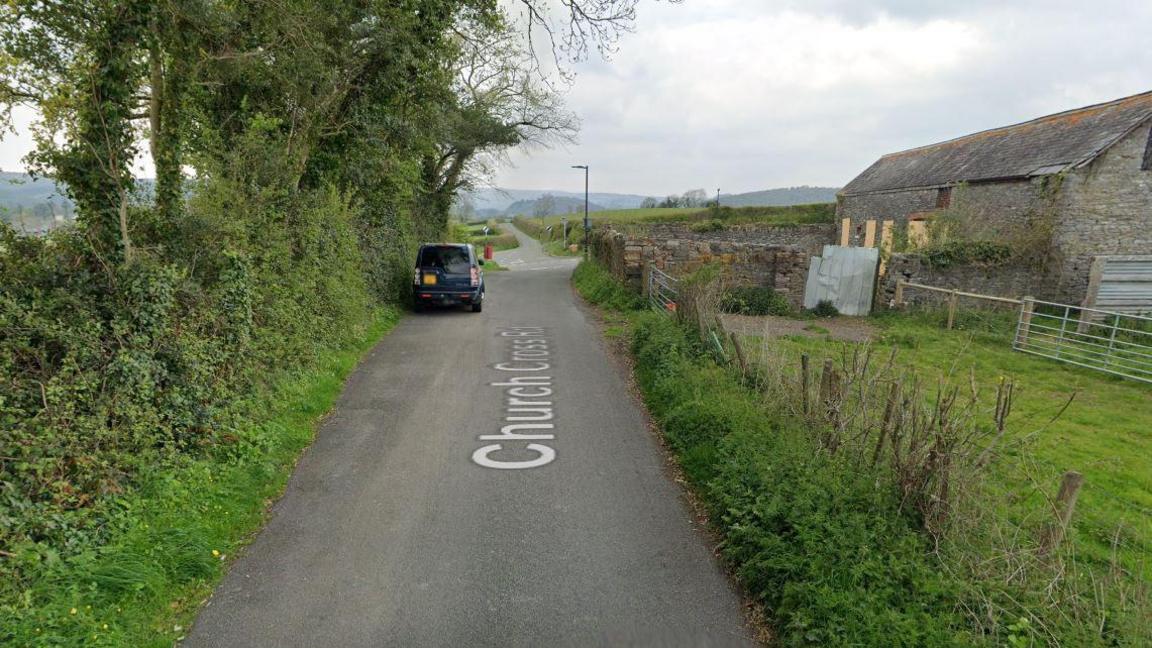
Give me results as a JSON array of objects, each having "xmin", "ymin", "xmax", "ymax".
[
  {"xmin": 873, "ymin": 380, "xmax": 901, "ymax": 466},
  {"xmin": 729, "ymin": 331, "xmax": 748, "ymax": 377},
  {"xmin": 800, "ymin": 353, "xmax": 811, "ymax": 416},
  {"xmin": 946, "ymin": 289, "xmax": 959, "ymax": 330},
  {"xmin": 1040, "ymin": 471, "xmax": 1085, "ymax": 556},
  {"xmin": 819, "ymin": 358, "xmax": 842, "ymax": 448}
]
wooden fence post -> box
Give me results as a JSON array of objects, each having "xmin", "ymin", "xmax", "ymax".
[
  {"xmin": 729, "ymin": 331, "xmax": 748, "ymax": 377},
  {"xmin": 1040, "ymin": 471, "xmax": 1084, "ymax": 556},
  {"xmin": 894, "ymin": 280, "xmax": 905, "ymax": 308},
  {"xmin": 819, "ymin": 359, "xmax": 841, "ymax": 428},
  {"xmin": 800, "ymin": 353, "xmax": 810, "ymax": 416},
  {"xmin": 872, "ymin": 380, "xmax": 901, "ymax": 465},
  {"xmin": 1017, "ymin": 297, "xmax": 1035, "ymax": 346},
  {"xmin": 946, "ymin": 289, "xmax": 959, "ymax": 330}
]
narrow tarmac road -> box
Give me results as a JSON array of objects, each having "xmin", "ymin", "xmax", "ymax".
[{"xmin": 186, "ymin": 225, "xmax": 754, "ymax": 647}]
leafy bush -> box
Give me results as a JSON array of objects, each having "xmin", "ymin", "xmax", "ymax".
[
  {"xmin": 919, "ymin": 240, "xmax": 1013, "ymax": 268},
  {"xmin": 512, "ymin": 216, "xmax": 548, "ymax": 240},
  {"xmin": 811, "ymin": 299, "xmax": 840, "ymax": 317},
  {"xmin": 720, "ymin": 285, "xmax": 792, "ymax": 316}
]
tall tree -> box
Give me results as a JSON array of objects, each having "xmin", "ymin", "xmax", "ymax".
[{"xmin": 421, "ymin": 18, "xmax": 578, "ymax": 234}]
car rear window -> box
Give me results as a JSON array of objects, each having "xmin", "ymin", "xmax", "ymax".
[{"xmin": 419, "ymin": 246, "xmax": 471, "ymax": 273}]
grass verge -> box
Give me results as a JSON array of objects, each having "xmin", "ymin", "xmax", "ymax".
[
  {"xmin": 0, "ymin": 307, "xmax": 400, "ymax": 647},
  {"xmin": 511, "ymin": 217, "xmax": 583, "ymax": 256},
  {"xmin": 572, "ymin": 260, "xmax": 1149, "ymax": 646}
]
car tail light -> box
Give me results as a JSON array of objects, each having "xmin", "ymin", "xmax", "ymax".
[
  {"xmin": 413, "ymin": 268, "xmax": 421, "ymax": 284},
  {"xmin": 470, "ymin": 266, "xmax": 479, "ymax": 287}
]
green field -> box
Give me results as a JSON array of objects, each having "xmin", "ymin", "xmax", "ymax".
[
  {"xmin": 752, "ymin": 310, "xmax": 1152, "ymax": 582},
  {"xmin": 450, "ymin": 221, "xmax": 519, "ymax": 251},
  {"xmin": 522, "ymin": 203, "xmax": 836, "ymax": 231}
]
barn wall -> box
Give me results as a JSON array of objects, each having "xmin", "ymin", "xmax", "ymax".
[{"xmin": 1053, "ymin": 121, "xmax": 1152, "ymax": 303}]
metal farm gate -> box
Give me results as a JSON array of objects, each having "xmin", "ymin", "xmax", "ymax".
[
  {"xmin": 647, "ymin": 264, "xmax": 679, "ymax": 312},
  {"xmin": 1085, "ymin": 256, "xmax": 1152, "ymax": 316},
  {"xmin": 1014, "ymin": 299, "xmax": 1152, "ymax": 384}
]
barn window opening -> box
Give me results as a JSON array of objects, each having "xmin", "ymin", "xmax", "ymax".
[
  {"xmin": 1142, "ymin": 127, "xmax": 1152, "ymax": 171},
  {"xmin": 907, "ymin": 217, "xmax": 930, "ymax": 248},
  {"xmin": 936, "ymin": 186, "xmax": 953, "ymax": 209}
]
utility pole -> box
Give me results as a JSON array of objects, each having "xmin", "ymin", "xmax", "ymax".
[{"xmin": 572, "ymin": 165, "xmax": 589, "ymax": 259}]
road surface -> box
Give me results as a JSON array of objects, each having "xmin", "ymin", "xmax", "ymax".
[{"xmin": 186, "ymin": 224, "xmax": 754, "ymax": 647}]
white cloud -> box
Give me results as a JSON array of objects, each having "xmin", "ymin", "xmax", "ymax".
[{"xmin": 496, "ymin": 1, "xmax": 1152, "ymax": 195}]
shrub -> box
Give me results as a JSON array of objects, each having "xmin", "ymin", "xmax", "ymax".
[
  {"xmin": 572, "ymin": 260, "xmax": 643, "ymax": 311},
  {"xmin": 811, "ymin": 299, "xmax": 839, "ymax": 317},
  {"xmin": 919, "ymin": 240, "xmax": 1013, "ymax": 268},
  {"xmin": 720, "ymin": 285, "xmax": 792, "ymax": 316}
]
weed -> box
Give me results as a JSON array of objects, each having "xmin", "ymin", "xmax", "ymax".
[
  {"xmin": 720, "ymin": 285, "xmax": 792, "ymax": 316},
  {"xmin": 811, "ymin": 300, "xmax": 839, "ymax": 318}
]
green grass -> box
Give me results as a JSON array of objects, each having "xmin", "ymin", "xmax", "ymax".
[
  {"xmin": 510, "ymin": 217, "xmax": 584, "ymax": 256},
  {"xmin": 0, "ymin": 308, "xmax": 400, "ymax": 647},
  {"xmin": 749, "ymin": 309, "xmax": 1152, "ymax": 583},
  {"xmin": 457, "ymin": 222, "xmax": 519, "ymax": 251},
  {"xmin": 572, "ymin": 260, "xmax": 1150, "ymax": 646},
  {"xmin": 524, "ymin": 204, "xmax": 836, "ymax": 230}
]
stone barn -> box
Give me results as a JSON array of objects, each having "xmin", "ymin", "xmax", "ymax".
[{"xmin": 838, "ymin": 91, "xmax": 1152, "ymax": 310}]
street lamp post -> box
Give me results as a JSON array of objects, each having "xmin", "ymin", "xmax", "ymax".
[{"xmin": 572, "ymin": 165, "xmax": 589, "ymax": 259}]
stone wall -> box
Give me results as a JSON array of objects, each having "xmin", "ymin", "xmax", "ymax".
[
  {"xmin": 639, "ymin": 222, "xmax": 834, "ymax": 254},
  {"xmin": 589, "ymin": 223, "xmax": 822, "ymax": 309},
  {"xmin": 879, "ymin": 254, "xmax": 1045, "ymax": 309},
  {"xmin": 1052, "ymin": 121, "xmax": 1152, "ymax": 302}
]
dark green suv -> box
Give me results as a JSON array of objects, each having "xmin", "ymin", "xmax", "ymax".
[{"xmin": 412, "ymin": 243, "xmax": 485, "ymax": 312}]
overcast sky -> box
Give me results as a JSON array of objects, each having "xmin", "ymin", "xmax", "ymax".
[
  {"xmin": 494, "ymin": 0, "xmax": 1152, "ymax": 196},
  {"xmin": 3, "ymin": 1, "xmax": 1150, "ymax": 198}
]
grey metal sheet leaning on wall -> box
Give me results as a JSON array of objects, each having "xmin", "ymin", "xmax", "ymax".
[{"xmin": 804, "ymin": 245, "xmax": 880, "ymax": 316}]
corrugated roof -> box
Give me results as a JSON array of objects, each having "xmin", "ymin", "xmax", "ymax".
[{"xmin": 841, "ymin": 91, "xmax": 1152, "ymax": 196}]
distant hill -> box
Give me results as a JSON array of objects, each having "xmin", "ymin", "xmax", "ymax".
[
  {"xmin": 463, "ymin": 185, "xmax": 839, "ymax": 216},
  {"xmin": 0, "ymin": 172, "xmax": 73, "ymax": 210},
  {"xmin": 719, "ymin": 186, "xmax": 839, "ymax": 207},
  {"xmin": 0, "ymin": 172, "xmax": 75, "ymax": 230},
  {"xmin": 504, "ymin": 195, "xmax": 606, "ymax": 217},
  {"xmin": 463, "ymin": 188, "xmax": 646, "ymax": 213}
]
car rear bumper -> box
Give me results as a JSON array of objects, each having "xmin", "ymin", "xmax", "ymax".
[{"xmin": 413, "ymin": 287, "xmax": 482, "ymax": 306}]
